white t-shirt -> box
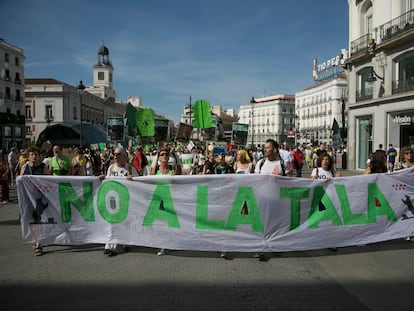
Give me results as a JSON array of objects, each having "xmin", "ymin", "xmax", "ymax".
[
  {"xmin": 254, "ymin": 158, "xmax": 284, "ymax": 175},
  {"xmin": 311, "ymin": 167, "xmax": 333, "ymax": 180},
  {"xmin": 107, "ymin": 163, "xmax": 139, "ymax": 177}
]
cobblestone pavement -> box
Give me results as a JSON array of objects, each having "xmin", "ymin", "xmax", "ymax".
[{"xmin": 1, "ymin": 170, "xmax": 414, "ymax": 311}]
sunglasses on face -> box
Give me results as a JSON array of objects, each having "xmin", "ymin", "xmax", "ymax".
[
  {"xmin": 114, "ymin": 153, "xmax": 122, "ymax": 157},
  {"xmin": 159, "ymin": 153, "xmax": 169, "ymax": 157}
]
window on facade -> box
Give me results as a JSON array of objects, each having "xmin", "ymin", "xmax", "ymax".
[
  {"xmin": 15, "ymin": 56, "xmax": 19, "ymax": 66},
  {"xmin": 357, "ymin": 67, "xmax": 374, "ymax": 101},
  {"xmin": 45, "ymin": 105, "xmax": 53, "ymax": 121},
  {"xmin": 5, "ymin": 69, "xmax": 10, "ymax": 81},
  {"xmin": 109, "ymin": 72, "xmax": 112, "ymax": 82},
  {"xmin": 16, "ymin": 90, "xmax": 21, "ymax": 101},
  {"xmin": 73, "ymin": 106, "xmax": 78, "ymax": 120},
  {"xmin": 15, "ymin": 72, "xmax": 20, "ymax": 83},
  {"xmin": 25, "ymin": 105, "xmax": 32, "ymax": 119},
  {"xmin": 98, "ymin": 72, "xmax": 105, "ymax": 80},
  {"xmin": 4, "ymin": 53, "xmax": 9, "ymax": 63},
  {"xmin": 397, "ymin": 53, "xmax": 414, "ymax": 82}
]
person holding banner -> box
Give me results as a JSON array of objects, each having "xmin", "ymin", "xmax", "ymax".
[
  {"xmin": 311, "ymin": 153, "xmax": 339, "ymax": 180},
  {"xmin": 150, "ymin": 147, "xmax": 181, "ymax": 256},
  {"xmin": 100, "ymin": 147, "xmax": 139, "ymax": 256},
  {"xmin": 19, "ymin": 147, "xmax": 50, "ymax": 256},
  {"xmin": 253, "ymin": 139, "xmax": 290, "ymax": 260},
  {"xmin": 254, "ymin": 139, "xmax": 290, "ymax": 177}
]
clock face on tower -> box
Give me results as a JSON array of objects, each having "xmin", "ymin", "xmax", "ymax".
[{"xmin": 98, "ymin": 72, "xmax": 105, "ymax": 80}]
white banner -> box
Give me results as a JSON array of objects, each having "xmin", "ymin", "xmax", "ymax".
[{"xmin": 16, "ymin": 169, "xmax": 414, "ymax": 252}]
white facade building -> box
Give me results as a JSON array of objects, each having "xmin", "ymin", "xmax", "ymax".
[
  {"xmin": 238, "ymin": 94, "xmax": 295, "ymax": 147},
  {"xmin": 295, "ymin": 76, "xmax": 347, "ymax": 146},
  {"xmin": 0, "ymin": 38, "xmax": 25, "ymax": 150},
  {"xmin": 345, "ymin": 0, "xmax": 414, "ymax": 170}
]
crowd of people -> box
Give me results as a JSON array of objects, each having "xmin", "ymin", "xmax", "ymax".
[{"xmin": 1, "ymin": 140, "xmax": 413, "ymax": 257}]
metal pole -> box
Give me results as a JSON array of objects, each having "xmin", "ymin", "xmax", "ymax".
[
  {"xmin": 77, "ymin": 80, "xmax": 85, "ymax": 148},
  {"xmin": 250, "ymin": 97, "xmax": 255, "ymax": 147}
]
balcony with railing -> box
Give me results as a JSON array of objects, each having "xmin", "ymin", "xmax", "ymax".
[
  {"xmin": 351, "ymin": 34, "xmax": 372, "ymax": 56},
  {"xmin": 392, "ymin": 79, "xmax": 414, "ymax": 94},
  {"xmin": 356, "ymin": 87, "xmax": 373, "ymax": 102},
  {"xmin": 379, "ymin": 9, "xmax": 414, "ymax": 43}
]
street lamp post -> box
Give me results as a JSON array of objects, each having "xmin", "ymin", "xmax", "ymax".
[
  {"xmin": 77, "ymin": 80, "xmax": 85, "ymax": 148},
  {"xmin": 250, "ymin": 97, "xmax": 256, "ymax": 147}
]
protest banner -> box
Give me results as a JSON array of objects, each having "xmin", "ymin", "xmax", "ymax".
[{"xmin": 17, "ymin": 169, "xmax": 414, "ymax": 252}]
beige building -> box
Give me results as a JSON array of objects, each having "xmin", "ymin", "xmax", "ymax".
[
  {"xmin": 0, "ymin": 38, "xmax": 25, "ymax": 151},
  {"xmin": 24, "ymin": 44, "xmax": 126, "ymax": 146},
  {"xmin": 345, "ymin": 0, "xmax": 414, "ymax": 170}
]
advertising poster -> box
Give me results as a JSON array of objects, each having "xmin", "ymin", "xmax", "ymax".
[
  {"xmin": 107, "ymin": 117, "xmax": 125, "ymax": 142},
  {"xmin": 154, "ymin": 119, "xmax": 170, "ymax": 142},
  {"xmin": 175, "ymin": 122, "xmax": 194, "ymax": 143},
  {"xmin": 232, "ymin": 123, "xmax": 249, "ymax": 146}
]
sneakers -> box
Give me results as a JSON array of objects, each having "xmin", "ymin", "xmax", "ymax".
[
  {"xmin": 0, "ymin": 200, "xmax": 7, "ymax": 204},
  {"xmin": 157, "ymin": 248, "xmax": 167, "ymax": 256},
  {"xmin": 254, "ymin": 252, "xmax": 265, "ymax": 259}
]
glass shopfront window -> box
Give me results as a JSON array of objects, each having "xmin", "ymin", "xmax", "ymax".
[{"xmin": 357, "ymin": 116, "xmax": 373, "ymax": 170}]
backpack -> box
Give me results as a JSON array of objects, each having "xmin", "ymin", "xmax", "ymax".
[{"xmin": 258, "ymin": 157, "xmax": 286, "ymax": 176}]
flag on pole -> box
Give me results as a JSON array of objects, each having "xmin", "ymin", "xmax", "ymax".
[
  {"xmin": 124, "ymin": 103, "xmax": 137, "ymax": 136},
  {"xmin": 193, "ymin": 99, "xmax": 212, "ymax": 129},
  {"xmin": 331, "ymin": 118, "xmax": 342, "ymax": 149}
]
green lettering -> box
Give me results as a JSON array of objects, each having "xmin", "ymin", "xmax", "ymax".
[
  {"xmin": 308, "ymin": 186, "xmax": 343, "ymax": 228},
  {"xmin": 195, "ymin": 185, "xmax": 226, "ymax": 230},
  {"xmin": 280, "ymin": 187, "xmax": 310, "ymax": 230},
  {"xmin": 336, "ymin": 184, "xmax": 367, "ymax": 225},
  {"xmin": 97, "ymin": 181, "xmax": 129, "ymax": 223},
  {"xmin": 226, "ymin": 187, "xmax": 264, "ymax": 232},
  {"xmin": 59, "ymin": 182, "xmax": 94, "ymax": 222},
  {"xmin": 143, "ymin": 184, "xmax": 180, "ymax": 228},
  {"xmin": 367, "ymin": 183, "xmax": 397, "ymax": 223}
]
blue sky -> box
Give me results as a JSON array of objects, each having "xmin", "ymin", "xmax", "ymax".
[{"xmin": 1, "ymin": 0, "xmax": 348, "ymax": 122}]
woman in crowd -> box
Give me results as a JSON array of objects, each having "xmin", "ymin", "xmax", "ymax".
[
  {"xmin": 150, "ymin": 147, "xmax": 181, "ymax": 256},
  {"xmin": 19, "ymin": 147, "xmax": 49, "ymax": 256},
  {"xmin": 364, "ymin": 150, "xmax": 388, "ymax": 174},
  {"xmin": 311, "ymin": 153, "xmax": 339, "ymax": 180},
  {"xmin": 233, "ymin": 149, "xmax": 252, "ymax": 174},
  {"xmin": 399, "ymin": 146, "xmax": 413, "ymax": 169},
  {"xmin": 202, "ymin": 151, "xmax": 215, "ymax": 174},
  {"xmin": 293, "ymin": 148, "xmax": 304, "ymax": 177}
]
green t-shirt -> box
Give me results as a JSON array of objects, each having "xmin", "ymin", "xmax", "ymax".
[{"xmin": 50, "ymin": 155, "xmax": 72, "ymax": 176}]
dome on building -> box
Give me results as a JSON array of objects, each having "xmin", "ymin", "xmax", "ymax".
[{"xmin": 98, "ymin": 44, "xmax": 109, "ymax": 56}]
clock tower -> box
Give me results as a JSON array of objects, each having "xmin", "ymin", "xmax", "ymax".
[{"xmin": 90, "ymin": 43, "xmax": 115, "ymax": 99}]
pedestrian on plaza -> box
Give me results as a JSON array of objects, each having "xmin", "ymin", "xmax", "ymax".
[
  {"xmin": 16, "ymin": 149, "xmax": 28, "ymax": 176},
  {"xmin": 311, "ymin": 153, "xmax": 339, "ymax": 181},
  {"xmin": 364, "ymin": 150, "xmax": 388, "ymax": 174},
  {"xmin": 213, "ymin": 153, "xmax": 233, "ymax": 174},
  {"xmin": 293, "ymin": 148, "xmax": 304, "ymax": 177},
  {"xmin": 100, "ymin": 147, "xmax": 139, "ymax": 256},
  {"xmin": 279, "ymin": 144, "xmax": 292, "ymax": 175},
  {"xmin": 49, "ymin": 145, "xmax": 72, "ymax": 176},
  {"xmin": 7, "ymin": 147, "xmax": 18, "ymax": 188},
  {"xmin": 71, "ymin": 148, "xmax": 86, "ymax": 176},
  {"xmin": 19, "ymin": 147, "xmax": 50, "ymax": 256},
  {"xmin": 387, "ymin": 144, "xmax": 398, "ymax": 171},
  {"xmin": 0, "ymin": 155, "xmax": 10, "ymax": 204},
  {"xmin": 150, "ymin": 147, "xmax": 181, "ymax": 256},
  {"xmin": 132, "ymin": 145, "xmax": 149, "ymax": 176},
  {"xmin": 233, "ymin": 149, "xmax": 253, "ymax": 174},
  {"xmin": 202, "ymin": 151, "xmax": 216, "ymax": 174}
]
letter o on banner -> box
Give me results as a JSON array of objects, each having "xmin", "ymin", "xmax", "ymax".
[{"xmin": 97, "ymin": 181, "xmax": 129, "ymax": 223}]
